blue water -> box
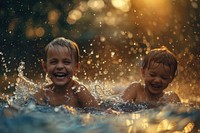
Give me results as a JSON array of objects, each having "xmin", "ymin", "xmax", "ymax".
[
  {"xmin": 0, "ymin": 63, "xmax": 199, "ymax": 133},
  {"xmin": 1, "ymin": 98, "xmax": 200, "ymax": 133}
]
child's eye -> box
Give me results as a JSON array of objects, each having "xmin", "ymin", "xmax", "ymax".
[
  {"xmin": 63, "ymin": 60, "xmax": 71, "ymax": 64},
  {"xmin": 149, "ymin": 73, "xmax": 156, "ymax": 77},
  {"xmin": 162, "ymin": 76, "xmax": 170, "ymax": 80},
  {"xmin": 49, "ymin": 60, "xmax": 57, "ymax": 64}
]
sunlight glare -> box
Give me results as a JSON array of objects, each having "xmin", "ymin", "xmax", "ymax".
[
  {"xmin": 87, "ymin": 0, "xmax": 105, "ymax": 11},
  {"xmin": 35, "ymin": 27, "xmax": 45, "ymax": 37},
  {"xmin": 48, "ymin": 10, "xmax": 60, "ymax": 25},
  {"xmin": 183, "ymin": 122, "xmax": 194, "ymax": 133},
  {"xmin": 143, "ymin": 0, "xmax": 168, "ymax": 9},
  {"xmin": 67, "ymin": 9, "xmax": 82, "ymax": 24},
  {"xmin": 157, "ymin": 119, "xmax": 175, "ymax": 132},
  {"xmin": 111, "ymin": 0, "xmax": 131, "ymax": 12}
]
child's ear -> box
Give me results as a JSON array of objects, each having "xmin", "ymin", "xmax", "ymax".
[
  {"xmin": 141, "ymin": 68, "xmax": 145, "ymax": 77},
  {"xmin": 41, "ymin": 60, "xmax": 47, "ymax": 73}
]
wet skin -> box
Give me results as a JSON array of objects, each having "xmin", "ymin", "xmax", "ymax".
[{"xmin": 34, "ymin": 45, "xmax": 99, "ymax": 108}]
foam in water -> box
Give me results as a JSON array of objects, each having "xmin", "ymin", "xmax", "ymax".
[{"xmin": 0, "ymin": 61, "xmax": 199, "ymax": 133}]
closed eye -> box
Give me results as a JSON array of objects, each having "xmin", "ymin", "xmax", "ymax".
[
  {"xmin": 149, "ymin": 73, "xmax": 156, "ymax": 77},
  {"xmin": 162, "ymin": 76, "xmax": 171, "ymax": 80},
  {"xmin": 49, "ymin": 60, "xmax": 58, "ymax": 65},
  {"xmin": 63, "ymin": 60, "xmax": 71, "ymax": 65}
]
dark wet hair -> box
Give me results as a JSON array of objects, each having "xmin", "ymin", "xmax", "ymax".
[
  {"xmin": 142, "ymin": 46, "xmax": 178, "ymax": 78},
  {"xmin": 44, "ymin": 37, "xmax": 80, "ymax": 64}
]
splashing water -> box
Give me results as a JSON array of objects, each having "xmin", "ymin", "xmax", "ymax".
[
  {"xmin": 0, "ymin": 0, "xmax": 200, "ymax": 132},
  {"xmin": 0, "ymin": 61, "xmax": 200, "ymax": 133},
  {"xmin": 7, "ymin": 62, "xmax": 40, "ymax": 107}
]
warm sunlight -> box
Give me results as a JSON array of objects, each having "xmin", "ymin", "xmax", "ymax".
[
  {"xmin": 143, "ymin": 0, "xmax": 170, "ymax": 9},
  {"xmin": 111, "ymin": 0, "xmax": 131, "ymax": 12}
]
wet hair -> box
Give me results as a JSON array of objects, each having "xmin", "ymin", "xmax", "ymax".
[
  {"xmin": 44, "ymin": 37, "xmax": 80, "ymax": 64},
  {"xmin": 142, "ymin": 46, "xmax": 178, "ymax": 78}
]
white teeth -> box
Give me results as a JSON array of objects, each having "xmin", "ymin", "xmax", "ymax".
[{"xmin": 54, "ymin": 73, "xmax": 67, "ymax": 77}]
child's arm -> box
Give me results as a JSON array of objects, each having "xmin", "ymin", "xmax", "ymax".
[
  {"xmin": 75, "ymin": 85, "xmax": 99, "ymax": 108},
  {"xmin": 121, "ymin": 82, "xmax": 140, "ymax": 103}
]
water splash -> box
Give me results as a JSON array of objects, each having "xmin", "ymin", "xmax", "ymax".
[
  {"xmin": 0, "ymin": 60, "xmax": 200, "ymax": 133},
  {"xmin": 0, "ymin": 52, "xmax": 9, "ymax": 81},
  {"xmin": 8, "ymin": 62, "xmax": 39, "ymax": 107}
]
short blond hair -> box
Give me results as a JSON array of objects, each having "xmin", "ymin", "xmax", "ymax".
[{"xmin": 44, "ymin": 37, "xmax": 80, "ymax": 64}]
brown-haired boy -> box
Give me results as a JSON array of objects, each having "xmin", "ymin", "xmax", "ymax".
[{"xmin": 122, "ymin": 46, "xmax": 180, "ymax": 103}]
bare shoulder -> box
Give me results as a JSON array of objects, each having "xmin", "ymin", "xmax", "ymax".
[
  {"xmin": 72, "ymin": 80, "xmax": 99, "ymax": 108},
  {"xmin": 34, "ymin": 88, "xmax": 46, "ymax": 104},
  {"xmin": 126, "ymin": 81, "xmax": 142, "ymax": 92},
  {"xmin": 72, "ymin": 80, "xmax": 88, "ymax": 93},
  {"xmin": 163, "ymin": 91, "xmax": 181, "ymax": 103},
  {"xmin": 121, "ymin": 81, "xmax": 142, "ymax": 102},
  {"xmin": 133, "ymin": 82, "xmax": 142, "ymax": 88}
]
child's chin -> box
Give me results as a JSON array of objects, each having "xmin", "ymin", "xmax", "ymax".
[
  {"xmin": 54, "ymin": 83, "xmax": 67, "ymax": 87},
  {"xmin": 149, "ymin": 87, "xmax": 162, "ymax": 93},
  {"xmin": 53, "ymin": 80, "xmax": 69, "ymax": 86}
]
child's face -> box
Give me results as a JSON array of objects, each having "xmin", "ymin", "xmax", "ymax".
[
  {"xmin": 141, "ymin": 61, "xmax": 174, "ymax": 95},
  {"xmin": 43, "ymin": 45, "xmax": 79, "ymax": 87}
]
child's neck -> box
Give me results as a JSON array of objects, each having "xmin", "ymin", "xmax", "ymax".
[
  {"xmin": 143, "ymin": 86, "xmax": 163, "ymax": 101},
  {"xmin": 52, "ymin": 80, "xmax": 75, "ymax": 93}
]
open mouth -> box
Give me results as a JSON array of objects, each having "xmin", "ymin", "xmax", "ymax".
[
  {"xmin": 53, "ymin": 73, "xmax": 67, "ymax": 79},
  {"xmin": 151, "ymin": 83, "xmax": 162, "ymax": 89}
]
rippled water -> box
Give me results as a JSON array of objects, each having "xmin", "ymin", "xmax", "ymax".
[
  {"xmin": 1, "ymin": 0, "xmax": 199, "ymax": 132},
  {"xmin": 1, "ymin": 98, "xmax": 200, "ymax": 133},
  {"xmin": 0, "ymin": 65, "xmax": 200, "ymax": 133}
]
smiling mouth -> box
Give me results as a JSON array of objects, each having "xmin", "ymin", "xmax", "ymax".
[
  {"xmin": 53, "ymin": 73, "xmax": 67, "ymax": 79},
  {"xmin": 151, "ymin": 84, "xmax": 162, "ymax": 89}
]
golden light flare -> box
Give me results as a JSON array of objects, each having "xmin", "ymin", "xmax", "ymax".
[
  {"xmin": 25, "ymin": 27, "xmax": 35, "ymax": 38},
  {"xmin": 183, "ymin": 122, "xmax": 194, "ymax": 132},
  {"xmin": 100, "ymin": 36, "xmax": 106, "ymax": 42},
  {"xmin": 67, "ymin": 9, "xmax": 82, "ymax": 24},
  {"xmin": 48, "ymin": 10, "xmax": 60, "ymax": 25},
  {"xmin": 132, "ymin": 0, "xmax": 173, "ymax": 35},
  {"xmin": 134, "ymin": 0, "xmax": 172, "ymax": 15},
  {"xmin": 132, "ymin": 113, "xmax": 140, "ymax": 119},
  {"xmin": 87, "ymin": 0, "xmax": 105, "ymax": 11},
  {"xmin": 25, "ymin": 26, "xmax": 45, "ymax": 38},
  {"xmin": 78, "ymin": 1, "xmax": 88, "ymax": 12},
  {"xmin": 126, "ymin": 119, "xmax": 134, "ymax": 126},
  {"xmin": 104, "ymin": 12, "xmax": 119, "ymax": 26},
  {"xmin": 111, "ymin": 0, "xmax": 131, "ymax": 12},
  {"xmin": 157, "ymin": 119, "xmax": 171, "ymax": 132},
  {"xmin": 35, "ymin": 27, "xmax": 45, "ymax": 37},
  {"xmin": 143, "ymin": 0, "xmax": 170, "ymax": 9}
]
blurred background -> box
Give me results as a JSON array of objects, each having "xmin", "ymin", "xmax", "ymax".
[{"xmin": 0, "ymin": 0, "xmax": 199, "ymax": 103}]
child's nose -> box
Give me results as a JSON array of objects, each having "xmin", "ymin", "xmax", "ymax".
[
  {"xmin": 154, "ymin": 77, "xmax": 161, "ymax": 82},
  {"xmin": 56, "ymin": 62, "xmax": 64, "ymax": 69}
]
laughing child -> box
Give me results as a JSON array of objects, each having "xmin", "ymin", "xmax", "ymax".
[
  {"xmin": 34, "ymin": 37, "xmax": 99, "ymax": 108},
  {"xmin": 121, "ymin": 46, "xmax": 181, "ymax": 103}
]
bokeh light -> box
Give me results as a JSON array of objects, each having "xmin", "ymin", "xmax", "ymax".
[
  {"xmin": 0, "ymin": 0, "xmax": 200, "ymax": 105},
  {"xmin": 111, "ymin": 0, "xmax": 131, "ymax": 12}
]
